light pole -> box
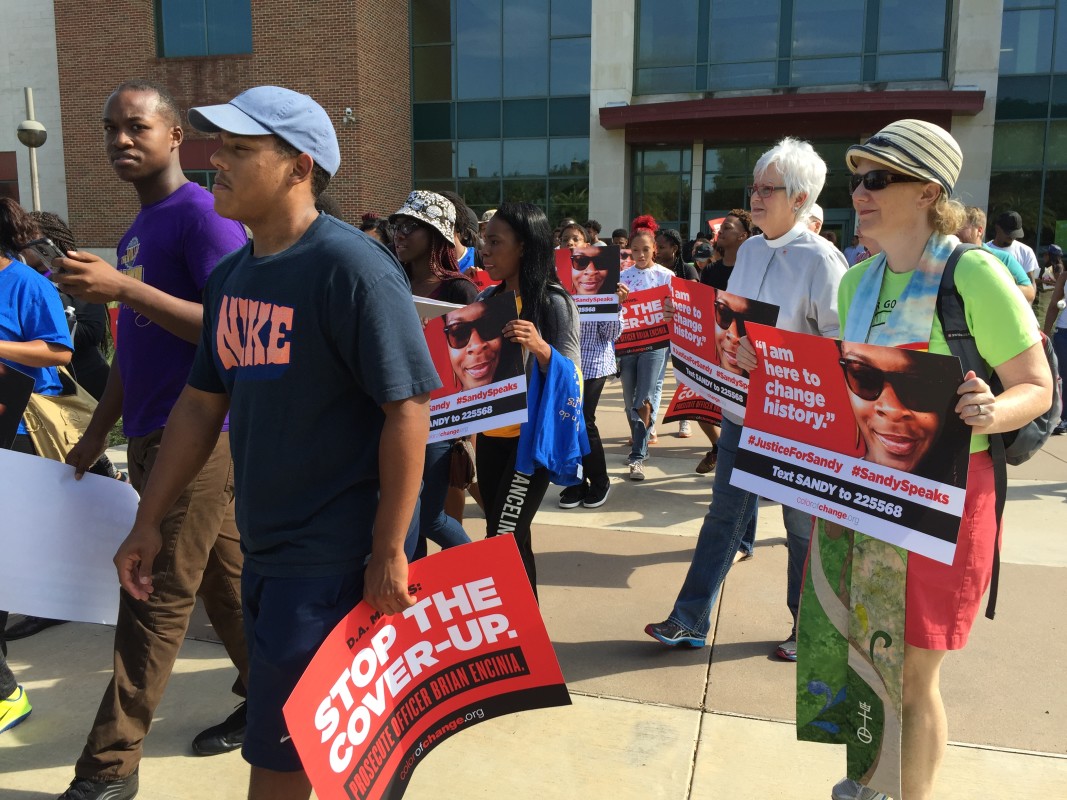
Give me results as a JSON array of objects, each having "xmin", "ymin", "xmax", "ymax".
[{"xmin": 16, "ymin": 87, "xmax": 47, "ymax": 212}]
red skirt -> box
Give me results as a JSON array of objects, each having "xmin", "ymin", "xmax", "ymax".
[{"xmin": 905, "ymin": 451, "xmax": 998, "ymax": 650}]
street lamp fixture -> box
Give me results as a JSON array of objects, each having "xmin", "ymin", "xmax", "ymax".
[{"xmin": 17, "ymin": 88, "xmax": 47, "ymax": 211}]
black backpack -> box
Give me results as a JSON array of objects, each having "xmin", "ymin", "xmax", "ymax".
[{"xmin": 936, "ymin": 243, "xmax": 1062, "ymax": 618}]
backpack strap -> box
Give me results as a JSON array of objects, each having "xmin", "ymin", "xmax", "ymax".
[{"xmin": 935, "ymin": 242, "xmax": 1005, "ymax": 620}]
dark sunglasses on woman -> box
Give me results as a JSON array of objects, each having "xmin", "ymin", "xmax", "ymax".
[
  {"xmin": 443, "ymin": 316, "xmax": 502, "ymax": 349},
  {"xmin": 848, "ymin": 170, "xmax": 923, "ymax": 195},
  {"xmin": 714, "ymin": 300, "xmax": 746, "ymax": 336},
  {"xmin": 392, "ymin": 219, "xmax": 425, "ymax": 237},
  {"xmin": 571, "ymin": 253, "xmax": 608, "ymax": 270},
  {"xmin": 838, "ymin": 358, "xmax": 946, "ymax": 413}
]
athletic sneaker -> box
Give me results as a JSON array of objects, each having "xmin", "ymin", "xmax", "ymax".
[
  {"xmin": 558, "ymin": 484, "xmax": 587, "ymax": 509},
  {"xmin": 775, "ymin": 631, "xmax": 798, "ymax": 661},
  {"xmin": 644, "ymin": 620, "xmax": 706, "ymax": 648},
  {"xmin": 0, "ymin": 685, "xmax": 31, "ymax": 733},
  {"xmin": 678, "ymin": 420, "xmax": 692, "ymax": 438},
  {"xmin": 831, "ymin": 777, "xmax": 889, "ymax": 800},
  {"xmin": 582, "ymin": 483, "xmax": 611, "ymax": 508},
  {"xmin": 1053, "ymin": 421, "xmax": 1067, "ymax": 436},
  {"xmin": 58, "ymin": 770, "xmax": 139, "ymax": 800},
  {"xmin": 629, "ymin": 461, "xmax": 645, "ymax": 481},
  {"xmin": 695, "ymin": 448, "xmax": 718, "ymax": 474}
]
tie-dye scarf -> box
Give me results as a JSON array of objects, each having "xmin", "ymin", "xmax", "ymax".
[{"xmin": 796, "ymin": 232, "xmax": 957, "ymax": 799}]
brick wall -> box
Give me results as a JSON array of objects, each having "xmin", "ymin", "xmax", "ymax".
[{"xmin": 54, "ymin": 0, "xmax": 412, "ymax": 248}]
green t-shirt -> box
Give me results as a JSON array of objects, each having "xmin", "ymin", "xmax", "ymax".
[{"xmin": 839, "ymin": 249, "xmax": 1040, "ymax": 453}]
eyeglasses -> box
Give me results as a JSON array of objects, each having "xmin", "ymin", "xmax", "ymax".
[
  {"xmin": 747, "ymin": 184, "xmax": 787, "ymax": 199},
  {"xmin": 571, "ymin": 253, "xmax": 607, "ymax": 270},
  {"xmin": 393, "ymin": 219, "xmax": 425, "ymax": 237},
  {"xmin": 848, "ymin": 170, "xmax": 924, "ymax": 195},
  {"xmin": 714, "ymin": 301, "xmax": 746, "ymax": 336},
  {"xmin": 838, "ymin": 358, "xmax": 943, "ymax": 413},
  {"xmin": 443, "ymin": 316, "xmax": 502, "ymax": 349}
]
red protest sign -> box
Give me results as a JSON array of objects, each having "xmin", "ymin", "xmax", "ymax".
[
  {"xmin": 663, "ymin": 383, "xmax": 722, "ymax": 425},
  {"xmin": 283, "ymin": 536, "xmax": 570, "ymax": 800},
  {"xmin": 669, "ymin": 281, "xmax": 779, "ymax": 418},
  {"xmin": 423, "ymin": 292, "xmax": 527, "ymax": 442},
  {"xmin": 554, "ymin": 246, "xmax": 622, "ymax": 321},
  {"xmin": 732, "ymin": 323, "xmax": 970, "ymax": 564},
  {"xmin": 616, "ymin": 284, "xmax": 671, "ymax": 355},
  {"xmin": 466, "ymin": 267, "xmax": 498, "ymax": 291}
]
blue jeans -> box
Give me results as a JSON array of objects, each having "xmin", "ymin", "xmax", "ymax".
[
  {"xmin": 651, "ymin": 352, "xmax": 667, "ymax": 429},
  {"xmin": 783, "ymin": 503, "xmax": 813, "ymax": 629},
  {"xmin": 668, "ymin": 418, "xmax": 760, "ymax": 637},
  {"xmin": 413, "ymin": 440, "xmax": 471, "ymax": 560},
  {"xmin": 619, "ymin": 347, "xmax": 669, "ymax": 463},
  {"xmin": 1055, "ymin": 328, "xmax": 1067, "ymax": 425}
]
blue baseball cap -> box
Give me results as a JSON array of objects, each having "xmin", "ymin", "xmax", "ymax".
[{"xmin": 188, "ymin": 86, "xmax": 340, "ymax": 177}]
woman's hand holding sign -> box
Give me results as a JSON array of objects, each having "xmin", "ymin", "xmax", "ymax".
[
  {"xmin": 616, "ymin": 283, "xmax": 630, "ymax": 302},
  {"xmin": 736, "ymin": 336, "xmax": 759, "ymax": 373},
  {"xmin": 505, "ymin": 319, "xmax": 552, "ymax": 369},
  {"xmin": 955, "ymin": 370, "xmax": 997, "ymax": 431}
]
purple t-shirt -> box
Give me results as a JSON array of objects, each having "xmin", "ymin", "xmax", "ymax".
[{"xmin": 116, "ymin": 182, "xmax": 247, "ymax": 436}]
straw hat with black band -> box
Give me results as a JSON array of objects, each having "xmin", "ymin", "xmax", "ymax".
[{"xmin": 846, "ymin": 119, "xmax": 962, "ymax": 194}]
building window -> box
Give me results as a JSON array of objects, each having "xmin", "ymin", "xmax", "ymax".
[
  {"xmin": 632, "ymin": 148, "xmax": 692, "ymax": 237},
  {"xmin": 991, "ymin": 0, "xmax": 1067, "ymax": 250},
  {"xmin": 156, "ymin": 0, "xmax": 253, "ymax": 58},
  {"xmin": 701, "ymin": 140, "xmax": 855, "ymax": 239},
  {"xmin": 634, "ymin": 0, "xmax": 950, "ymax": 94},
  {"xmin": 411, "ymin": 0, "xmax": 591, "ymax": 221},
  {"xmin": 184, "ymin": 170, "xmax": 218, "ymax": 190},
  {"xmin": 0, "ymin": 152, "xmax": 18, "ymax": 202}
]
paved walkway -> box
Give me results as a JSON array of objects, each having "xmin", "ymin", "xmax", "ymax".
[{"xmin": 1, "ymin": 370, "xmax": 1064, "ymax": 799}]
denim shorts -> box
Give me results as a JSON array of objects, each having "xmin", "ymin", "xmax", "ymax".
[{"xmin": 241, "ymin": 566, "xmax": 365, "ymax": 771}]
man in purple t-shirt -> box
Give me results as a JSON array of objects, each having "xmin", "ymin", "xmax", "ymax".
[{"xmin": 54, "ymin": 81, "xmax": 249, "ymax": 800}]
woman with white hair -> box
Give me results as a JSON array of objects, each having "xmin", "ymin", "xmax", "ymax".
[{"xmin": 645, "ymin": 138, "xmax": 848, "ymax": 658}]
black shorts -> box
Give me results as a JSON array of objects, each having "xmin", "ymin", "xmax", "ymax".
[{"xmin": 241, "ymin": 566, "xmax": 365, "ymax": 771}]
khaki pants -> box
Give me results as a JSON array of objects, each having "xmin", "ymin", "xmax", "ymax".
[{"xmin": 75, "ymin": 431, "xmax": 249, "ymax": 780}]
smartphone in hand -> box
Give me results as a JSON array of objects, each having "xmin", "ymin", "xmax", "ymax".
[{"xmin": 22, "ymin": 237, "xmax": 67, "ymax": 278}]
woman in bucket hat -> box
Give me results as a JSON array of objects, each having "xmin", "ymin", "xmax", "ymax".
[
  {"xmin": 390, "ymin": 190, "xmax": 476, "ymax": 559},
  {"xmin": 797, "ymin": 120, "xmax": 1052, "ymax": 800}
]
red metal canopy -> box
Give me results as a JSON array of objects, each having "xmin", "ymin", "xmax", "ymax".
[{"xmin": 599, "ymin": 89, "xmax": 986, "ymax": 144}]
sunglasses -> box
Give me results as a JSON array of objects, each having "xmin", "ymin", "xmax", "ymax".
[
  {"xmin": 571, "ymin": 253, "xmax": 608, "ymax": 270},
  {"xmin": 443, "ymin": 316, "xmax": 502, "ymax": 349},
  {"xmin": 714, "ymin": 301, "xmax": 746, "ymax": 336},
  {"xmin": 838, "ymin": 358, "xmax": 944, "ymax": 413},
  {"xmin": 848, "ymin": 170, "xmax": 924, "ymax": 194},
  {"xmin": 393, "ymin": 219, "xmax": 425, "ymax": 237},
  {"xmin": 747, "ymin": 184, "xmax": 787, "ymax": 199}
]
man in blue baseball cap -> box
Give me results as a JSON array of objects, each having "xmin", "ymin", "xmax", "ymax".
[{"xmin": 110, "ymin": 86, "xmax": 441, "ymax": 800}]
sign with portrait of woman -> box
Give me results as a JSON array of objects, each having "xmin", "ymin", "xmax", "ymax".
[
  {"xmin": 731, "ymin": 323, "xmax": 971, "ymax": 563},
  {"xmin": 553, "ymin": 245, "xmax": 621, "ymax": 321},
  {"xmin": 668, "ymin": 280, "xmax": 779, "ymax": 419},
  {"xmin": 0, "ymin": 363, "xmax": 35, "ymax": 449},
  {"xmin": 423, "ymin": 292, "xmax": 527, "ymax": 443}
]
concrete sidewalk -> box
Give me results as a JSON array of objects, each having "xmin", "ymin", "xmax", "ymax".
[{"xmin": 1, "ymin": 371, "xmax": 1064, "ymax": 798}]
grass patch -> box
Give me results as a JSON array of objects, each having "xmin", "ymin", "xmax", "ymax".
[{"xmin": 108, "ymin": 419, "xmax": 127, "ymax": 448}]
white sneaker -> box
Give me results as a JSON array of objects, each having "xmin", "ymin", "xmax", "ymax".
[
  {"xmin": 628, "ymin": 461, "xmax": 645, "ymax": 481},
  {"xmin": 678, "ymin": 420, "xmax": 692, "ymax": 438},
  {"xmin": 831, "ymin": 777, "xmax": 889, "ymax": 800}
]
